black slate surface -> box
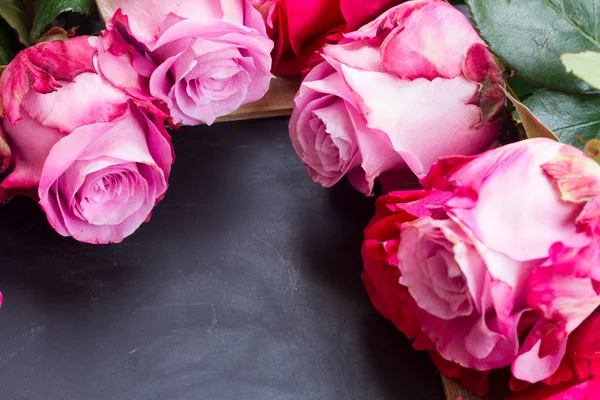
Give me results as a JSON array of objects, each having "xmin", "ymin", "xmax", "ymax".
[{"xmin": 0, "ymin": 117, "xmax": 444, "ymax": 400}]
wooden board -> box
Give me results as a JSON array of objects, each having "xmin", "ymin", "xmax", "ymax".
[
  {"xmin": 215, "ymin": 76, "xmax": 301, "ymax": 123},
  {"xmin": 217, "ymin": 76, "xmax": 484, "ymax": 400},
  {"xmin": 443, "ymin": 376, "xmax": 487, "ymax": 400}
]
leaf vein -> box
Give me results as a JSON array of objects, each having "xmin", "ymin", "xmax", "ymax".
[
  {"xmin": 544, "ymin": 0, "xmax": 600, "ymax": 48},
  {"xmin": 554, "ymin": 119, "xmax": 600, "ymax": 132}
]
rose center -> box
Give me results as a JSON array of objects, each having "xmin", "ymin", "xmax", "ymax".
[
  {"xmin": 301, "ymin": 97, "xmax": 356, "ymax": 177},
  {"xmin": 190, "ymin": 59, "xmax": 248, "ymax": 102},
  {"xmin": 76, "ymin": 164, "xmax": 147, "ymax": 226},
  {"xmin": 89, "ymin": 174, "xmax": 119, "ymax": 203},
  {"xmin": 399, "ymin": 218, "xmax": 475, "ymax": 320}
]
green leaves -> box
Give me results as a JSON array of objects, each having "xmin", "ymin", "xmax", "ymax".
[
  {"xmin": 0, "ymin": 19, "xmax": 16, "ymax": 64},
  {"xmin": 562, "ymin": 51, "xmax": 600, "ymax": 90},
  {"xmin": 0, "ymin": 0, "xmax": 30, "ymax": 46},
  {"xmin": 467, "ymin": 0, "xmax": 600, "ymax": 151},
  {"xmin": 467, "ymin": 0, "xmax": 600, "ymax": 93},
  {"xmin": 0, "ymin": 0, "xmax": 101, "ymax": 66},
  {"xmin": 30, "ymin": 0, "xmax": 95, "ymax": 42},
  {"xmin": 0, "ymin": 0, "xmax": 29, "ymax": 64},
  {"xmin": 523, "ymin": 91, "xmax": 600, "ymax": 148}
]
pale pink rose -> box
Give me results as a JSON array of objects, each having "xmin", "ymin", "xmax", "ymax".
[
  {"xmin": 0, "ymin": 34, "xmax": 173, "ymax": 244},
  {"xmin": 289, "ymin": 0, "xmax": 504, "ymax": 195},
  {"xmin": 97, "ymin": 0, "xmax": 274, "ymax": 126},
  {"xmin": 387, "ymin": 138, "xmax": 600, "ymax": 383}
]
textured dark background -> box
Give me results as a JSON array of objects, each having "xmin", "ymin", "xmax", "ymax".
[{"xmin": 0, "ymin": 118, "xmax": 444, "ymax": 400}]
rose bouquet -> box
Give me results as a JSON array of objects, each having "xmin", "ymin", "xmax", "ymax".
[
  {"xmin": 278, "ymin": 0, "xmax": 600, "ymax": 398},
  {"xmin": 1, "ymin": 0, "xmax": 600, "ymax": 398}
]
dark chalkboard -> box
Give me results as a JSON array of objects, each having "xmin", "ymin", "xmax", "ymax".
[{"xmin": 0, "ymin": 117, "xmax": 444, "ymax": 400}]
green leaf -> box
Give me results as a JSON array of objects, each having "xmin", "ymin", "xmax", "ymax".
[
  {"xmin": 0, "ymin": 39, "xmax": 12, "ymax": 64},
  {"xmin": 523, "ymin": 90, "xmax": 600, "ymax": 149},
  {"xmin": 466, "ymin": 0, "xmax": 600, "ymax": 94},
  {"xmin": 30, "ymin": 0, "xmax": 94, "ymax": 42},
  {"xmin": 508, "ymin": 75, "xmax": 544, "ymax": 100},
  {"xmin": 0, "ymin": 0, "xmax": 30, "ymax": 46},
  {"xmin": 561, "ymin": 51, "xmax": 600, "ymax": 90},
  {"xmin": 0, "ymin": 18, "xmax": 16, "ymax": 65}
]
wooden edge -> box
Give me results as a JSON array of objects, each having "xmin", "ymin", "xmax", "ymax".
[
  {"xmin": 215, "ymin": 76, "xmax": 301, "ymax": 123},
  {"xmin": 215, "ymin": 74, "xmax": 486, "ymax": 400},
  {"xmin": 442, "ymin": 376, "xmax": 488, "ymax": 400}
]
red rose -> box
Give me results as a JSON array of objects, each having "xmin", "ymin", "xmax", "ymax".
[
  {"xmin": 361, "ymin": 191, "xmax": 489, "ymax": 395},
  {"xmin": 252, "ymin": 0, "xmax": 403, "ymax": 75}
]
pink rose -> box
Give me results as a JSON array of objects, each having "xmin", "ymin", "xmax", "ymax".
[
  {"xmin": 97, "ymin": 0, "xmax": 274, "ymax": 126},
  {"xmin": 362, "ymin": 138, "xmax": 600, "ymax": 384},
  {"xmin": 362, "ymin": 190, "xmax": 490, "ymax": 395},
  {"xmin": 0, "ymin": 34, "xmax": 173, "ymax": 244},
  {"xmin": 289, "ymin": 0, "xmax": 504, "ymax": 195}
]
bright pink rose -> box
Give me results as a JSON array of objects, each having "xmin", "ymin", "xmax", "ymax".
[
  {"xmin": 97, "ymin": 0, "xmax": 274, "ymax": 126},
  {"xmin": 0, "ymin": 35, "xmax": 173, "ymax": 244},
  {"xmin": 362, "ymin": 138, "xmax": 600, "ymax": 385},
  {"xmin": 362, "ymin": 191, "xmax": 490, "ymax": 395},
  {"xmin": 251, "ymin": 0, "xmax": 402, "ymax": 76},
  {"xmin": 289, "ymin": 0, "xmax": 504, "ymax": 195}
]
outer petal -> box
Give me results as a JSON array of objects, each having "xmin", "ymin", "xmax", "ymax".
[
  {"xmin": 511, "ymin": 268, "xmax": 600, "ymax": 383},
  {"xmin": 321, "ymin": 40, "xmax": 385, "ymax": 72},
  {"xmin": 98, "ymin": 11, "xmax": 169, "ymax": 119},
  {"xmin": 1, "ymin": 114, "xmax": 64, "ymax": 191},
  {"xmin": 150, "ymin": 17, "xmax": 272, "ymax": 52},
  {"xmin": 243, "ymin": 0, "xmax": 268, "ymax": 35},
  {"xmin": 542, "ymin": 144, "xmax": 600, "ymax": 204},
  {"xmin": 380, "ymin": 1, "xmax": 483, "ymax": 80},
  {"xmin": 514, "ymin": 311, "xmax": 600, "ymax": 389},
  {"xmin": 0, "ymin": 36, "xmax": 96, "ymax": 124},
  {"xmin": 347, "ymin": 105, "xmax": 406, "ymax": 194},
  {"xmin": 335, "ymin": 61, "xmax": 497, "ymax": 176},
  {"xmin": 446, "ymin": 139, "xmax": 583, "ymax": 262},
  {"xmin": 96, "ymin": 0, "xmax": 224, "ymax": 43},
  {"xmin": 39, "ymin": 108, "xmax": 153, "ymax": 191},
  {"xmin": 21, "ymin": 71, "xmax": 130, "ymax": 134},
  {"xmin": 342, "ymin": 0, "xmax": 438, "ymax": 43}
]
